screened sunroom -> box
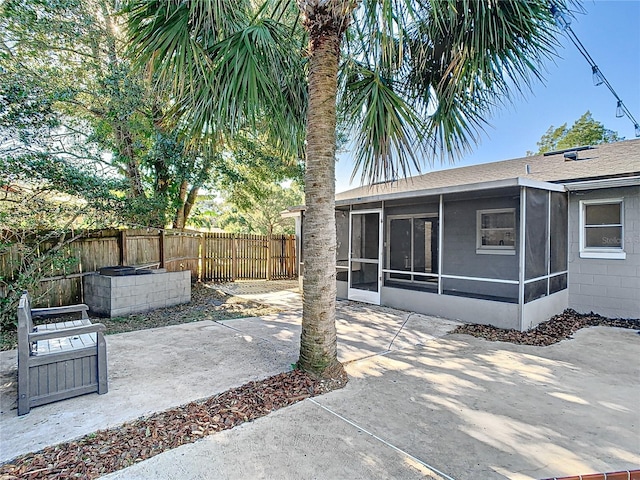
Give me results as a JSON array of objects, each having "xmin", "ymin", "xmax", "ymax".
[{"xmin": 334, "ymin": 178, "xmax": 569, "ymax": 331}]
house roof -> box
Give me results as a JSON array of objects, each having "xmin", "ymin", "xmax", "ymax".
[{"xmin": 336, "ymin": 138, "xmax": 640, "ymax": 203}]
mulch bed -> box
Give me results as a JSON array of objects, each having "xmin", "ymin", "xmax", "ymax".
[
  {"xmin": 0, "ymin": 369, "xmax": 347, "ymax": 479},
  {"xmin": 452, "ymin": 308, "xmax": 640, "ymax": 346}
]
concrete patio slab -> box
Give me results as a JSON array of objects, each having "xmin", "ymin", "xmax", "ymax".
[
  {"xmin": 102, "ymin": 399, "xmax": 442, "ymax": 480},
  {"xmin": 0, "ymin": 288, "xmax": 457, "ymax": 463},
  {"xmin": 222, "ymin": 303, "xmax": 461, "ymax": 365},
  {"xmin": 102, "ymin": 326, "xmax": 640, "ymax": 480},
  {"xmin": 2, "ymin": 281, "xmax": 638, "ymax": 480},
  {"xmin": 217, "ymin": 280, "xmax": 302, "ymax": 310},
  {"xmin": 0, "ymin": 319, "xmax": 298, "ymax": 462},
  {"xmin": 327, "ymin": 326, "xmax": 640, "ymax": 479}
]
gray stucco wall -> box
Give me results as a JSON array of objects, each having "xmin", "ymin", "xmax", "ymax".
[{"xmin": 567, "ymin": 186, "xmax": 640, "ymax": 319}]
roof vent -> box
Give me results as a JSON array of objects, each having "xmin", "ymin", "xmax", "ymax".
[
  {"xmin": 544, "ymin": 145, "xmax": 593, "ymax": 156},
  {"xmin": 564, "ymin": 151, "xmax": 578, "ymax": 161}
]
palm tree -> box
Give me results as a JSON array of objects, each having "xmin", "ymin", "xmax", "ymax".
[{"xmin": 126, "ymin": 0, "xmax": 571, "ymax": 379}]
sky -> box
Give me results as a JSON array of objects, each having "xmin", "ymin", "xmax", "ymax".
[{"xmin": 335, "ymin": 0, "xmax": 640, "ymax": 193}]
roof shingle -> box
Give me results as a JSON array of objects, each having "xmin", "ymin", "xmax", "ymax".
[{"xmin": 336, "ymin": 138, "xmax": 640, "ymax": 201}]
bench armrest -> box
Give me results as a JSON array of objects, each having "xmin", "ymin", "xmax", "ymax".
[
  {"xmin": 29, "ymin": 323, "xmax": 106, "ymax": 342},
  {"xmin": 31, "ymin": 304, "xmax": 89, "ymax": 318}
]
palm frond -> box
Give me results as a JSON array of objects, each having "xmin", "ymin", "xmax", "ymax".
[
  {"xmin": 341, "ymin": 0, "xmax": 574, "ymax": 183},
  {"xmin": 125, "ymin": 0, "xmax": 307, "ymax": 158},
  {"xmin": 184, "ymin": 18, "xmax": 306, "ymax": 153},
  {"xmin": 339, "ymin": 60, "xmax": 428, "ymax": 184},
  {"xmin": 411, "ymin": 0, "xmax": 573, "ymax": 159},
  {"xmin": 125, "ymin": 1, "xmax": 220, "ymax": 100}
]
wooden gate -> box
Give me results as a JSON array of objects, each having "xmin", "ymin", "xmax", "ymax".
[{"xmin": 201, "ymin": 233, "xmax": 297, "ymax": 282}]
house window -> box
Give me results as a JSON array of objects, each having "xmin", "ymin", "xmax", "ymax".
[
  {"xmin": 476, "ymin": 209, "xmax": 516, "ymax": 255},
  {"xmin": 580, "ymin": 199, "xmax": 625, "ymax": 259}
]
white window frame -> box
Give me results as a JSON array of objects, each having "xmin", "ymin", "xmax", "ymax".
[
  {"xmin": 476, "ymin": 208, "xmax": 516, "ymax": 255},
  {"xmin": 579, "ymin": 198, "xmax": 626, "ymax": 259}
]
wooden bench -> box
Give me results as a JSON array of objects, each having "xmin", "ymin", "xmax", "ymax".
[{"xmin": 17, "ymin": 292, "xmax": 108, "ymax": 415}]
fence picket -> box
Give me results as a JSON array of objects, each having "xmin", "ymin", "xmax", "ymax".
[{"xmin": 2, "ymin": 228, "xmax": 297, "ymax": 307}]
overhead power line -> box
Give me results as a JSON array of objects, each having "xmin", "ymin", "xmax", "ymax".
[{"xmin": 550, "ymin": 2, "xmax": 640, "ymax": 137}]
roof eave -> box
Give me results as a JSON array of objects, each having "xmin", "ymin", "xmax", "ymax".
[
  {"xmin": 336, "ymin": 177, "xmax": 565, "ymax": 206},
  {"xmin": 563, "ymin": 175, "xmax": 640, "ymax": 191}
]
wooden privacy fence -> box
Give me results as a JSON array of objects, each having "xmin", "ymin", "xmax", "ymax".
[
  {"xmin": 202, "ymin": 233, "xmax": 297, "ymax": 282},
  {"xmin": 1, "ymin": 229, "xmax": 296, "ymax": 307}
]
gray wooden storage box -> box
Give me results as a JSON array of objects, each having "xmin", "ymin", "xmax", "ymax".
[{"xmin": 17, "ymin": 292, "xmax": 108, "ymax": 415}]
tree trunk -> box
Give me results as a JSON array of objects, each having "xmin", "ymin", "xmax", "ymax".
[
  {"xmin": 100, "ymin": 0, "xmax": 145, "ymax": 200},
  {"xmin": 298, "ymin": 22, "xmax": 345, "ymax": 380},
  {"xmin": 182, "ymin": 185, "xmax": 199, "ymax": 225},
  {"xmin": 115, "ymin": 124, "xmax": 145, "ymax": 197},
  {"xmin": 177, "ymin": 186, "xmax": 198, "ymax": 228},
  {"xmin": 173, "ymin": 180, "xmax": 189, "ymax": 229},
  {"xmin": 173, "ymin": 182, "xmax": 200, "ymax": 229}
]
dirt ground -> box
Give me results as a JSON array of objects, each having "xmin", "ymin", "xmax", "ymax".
[{"xmin": 0, "ymin": 283, "xmax": 281, "ymax": 351}]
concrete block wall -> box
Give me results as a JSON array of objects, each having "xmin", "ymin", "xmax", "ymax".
[
  {"xmin": 567, "ymin": 186, "xmax": 640, "ymax": 319},
  {"xmin": 84, "ymin": 270, "xmax": 191, "ymax": 317}
]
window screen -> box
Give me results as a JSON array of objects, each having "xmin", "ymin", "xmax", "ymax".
[
  {"xmin": 389, "ymin": 218, "xmax": 412, "ymax": 280},
  {"xmin": 550, "ymin": 192, "xmax": 568, "ymax": 274},
  {"xmin": 336, "ymin": 210, "xmax": 349, "ymax": 281},
  {"xmin": 549, "ymin": 273, "xmax": 567, "ymax": 294},
  {"xmin": 525, "ymin": 189, "xmax": 548, "ymax": 280},
  {"xmin": 351, "ymin": 213, "xmax": 379, "ymax": 259},
  {"xmin": 386, "ymin": 216, "xmax": 438, "ymax": 285},
  {"xmin": 524, "ymin": 279, "xmax": 547, "ymax": 303}
]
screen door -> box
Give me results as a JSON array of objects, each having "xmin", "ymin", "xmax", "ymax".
[{"xmin": 348, "ymin": 210, "xmax": 382, "ymax": 304}]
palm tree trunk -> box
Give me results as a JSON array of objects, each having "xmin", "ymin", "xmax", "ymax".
[{"xmin": 298, "ymin": 26, "xmax": 345, "ymax": 380}]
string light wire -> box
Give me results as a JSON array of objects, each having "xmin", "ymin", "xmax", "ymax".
[{"xmin": 550, "ymin": 2, "xmax": 640, "ymax": 137}]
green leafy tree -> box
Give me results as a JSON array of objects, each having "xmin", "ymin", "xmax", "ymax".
[
  {"xmin": 0, "ymin": 154, "xmax": 127, "ymax": 330},
  {"xmin": 0, "ymin": 0, "xmax": 218, "ymax": 328},
  {"xmin": 0, "ymin": 0, "xmax": 216, "ymax": 228},
  {"xmin": 216, "ymin": 181, "xmax": 304, "ymax": 235},
  {"xmin": 126, "ymin": 0, "xmax": 572, "ymax": 379},
  {"xmin": 201, "ymin": 133, "xmax": 304, "ymax": 234},
  {"xmin": 531, "ymin": 111, "xmax": 622, "ymax": 155}
]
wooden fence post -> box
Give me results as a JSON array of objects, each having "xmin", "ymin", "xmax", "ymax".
[
  {"xmin": 119, "ymin": 230, "xmax": 128, "ymax": 266},
  {"xmin": 198, "ymin": 233, "xmax": 204, "ymax": 281},
  {"xmin": 232, "ymin": 236, "xmax": 237, "ymax": 282},
  {"xmin": 266, "ymin": 235, "xmax": 271, "ymax": 280},
  {"xmin": 159, "ymin": 230, "xmax": 166, "ymax": 269}
]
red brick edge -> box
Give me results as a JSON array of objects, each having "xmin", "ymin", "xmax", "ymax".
[{"xmin": 540, "ymin": 469, "xmax": 640, "ymax": 480}]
